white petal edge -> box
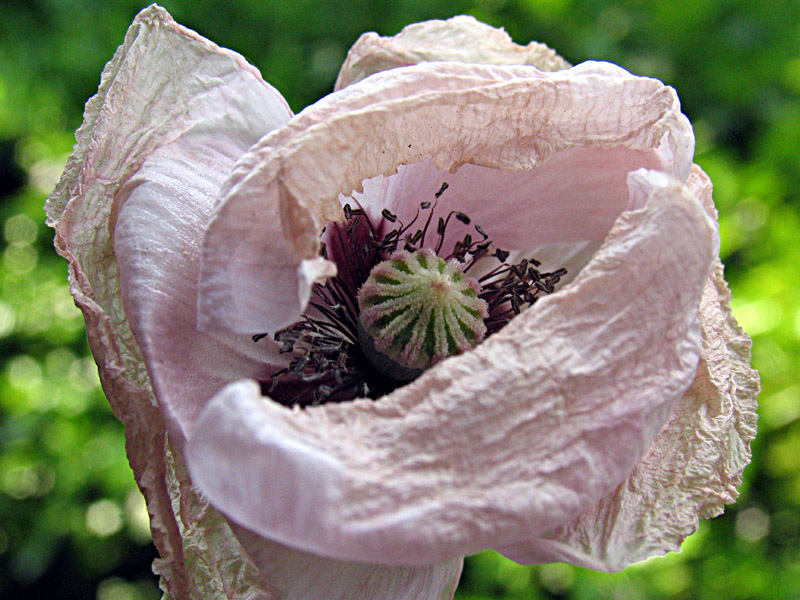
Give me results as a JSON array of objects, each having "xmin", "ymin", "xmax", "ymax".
[
  {"xmin": 496, "ymin": 165, "xmax": 759, "ymax": 570},
  {"xmin": 335, "ymin": 15, "xmax": 569, "ymax": 90},
  {"xmin": 199, "ymin": 60, "xmax": 694, "ymax": 334},
  {"xmin": 187, "ymin": 168, "xmax": 717, "ymax": 565}
]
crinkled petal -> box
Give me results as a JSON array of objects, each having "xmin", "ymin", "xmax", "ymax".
[
  {"xmin": 346, "ymin": 149, "xmax": 667, "ymax": 254},
  {"xmin": 232, "ymin": 526, "xmax": 462, "ymax": 600},
  {"xmin": 498, "ymin": 166, "xmax": 759, "ymax": 570},
  {"xmin": 106, "ymin": 13, "xmax": 292, "ymax": 444},
  {"xmin": 113, "ymin": 129, "xmax": 288, "ymax": 443},
  {"xmin": 335, "ymin": 15, "xmax": 569, "ymax": 90},
  {"xmin": 163, "ymin": 440, "xmax": 278, "ymax": 600},
  {"xmin": 46, "ymin": 5, "xmax": 291, "ymax": 598},
  {"xmin": 187, "ymin": 168, "xmax": 717, "ymax": 565},
  {"xmin": 199, "ymin": 60, "xmax": 694, "ymax": 334},
  {"xmin": 161, "ymin": 443, "xmax": 459, "ymax": 600},
  {"xmin": 50, "ymin": 6, "xmax": 462, "ymax": 598}
]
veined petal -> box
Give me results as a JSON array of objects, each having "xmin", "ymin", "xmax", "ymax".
[
  {"xmin": 46, "ymin": 5, "xmax": 291, "ymax": 598},
  {"xmin": 50, "ymin": 7, "xmax": 462, "ymax": 598},
  {"xmin": 347, "ymin": 149, "xmax": 667, "ymax": 255},
  {"xmin": 163, "ymin": 444, "xmax": 459, "ymax": 600},
  {"xmin": 499, "ymin": 166, "xmax": 759, "ymax": 570},
  {"xmin": 108, "ymin": 14, "xmax": 292, "ymax": 445},
  {"xmin": 233, "ymin": 527, "xmax": 462, "ymax": 600},
  {"xmin": 199, "ymin": 60, "xmax": 694, "ymax": 334},
  {"xmin": 335, "ymin": 15, "xmax": 569, "ymax": 90},
  {"xmin": 163, "ymin": 441, "xmax": 279, "ymax": 600},
  {"xmin": 187, "ymin": 169, "xmax": 718, "ymax": 565},
  {"xmin": 113, "ymin": 130, "xmax": 288, "ymax": 443}
]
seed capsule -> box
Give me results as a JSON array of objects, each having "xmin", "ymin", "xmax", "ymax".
[{"xmin": 357, "ymin": 248, "xmax": 488, "ymax": 379}]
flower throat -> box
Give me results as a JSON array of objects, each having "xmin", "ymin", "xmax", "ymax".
[{"xmin": 256, "ymin": 182, "xmax": 567, "ymax": 407}]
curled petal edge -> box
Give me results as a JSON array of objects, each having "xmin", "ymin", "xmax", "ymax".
[
  {"xmin": 199, "ymin": 60, "xmax": 694, "ymax": 334},
  {"xmin": 497, "ymin": 165, "xmax": 759, "ymax": 570},
  {"xmin": 47, "ymin": 5, "xmax": 286, "ymax": 599},
  {"xmin": 187, "ymin": 168, "xmax": 717, "ymax": 566},
  {"xmin": 335, "ymin": 15, "xmax": 570, "ymax": 90},
  {"xmin": 49, "ymin": 6, "xmax": 464, "ymax": 599}
]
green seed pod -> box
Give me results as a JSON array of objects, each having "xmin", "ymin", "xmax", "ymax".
[{"xmin": 357, "ymin": 248, "xmax": 488, "ymax": 379}]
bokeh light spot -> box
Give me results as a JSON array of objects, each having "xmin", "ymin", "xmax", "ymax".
[
  {"xmin": 0, "ymin": 300, "xmax": 16, "ymax": 337},
  {"xmin": 4, "ymin": 213, "xmax": 38, "ymax": 246},
  {"xmin": 86, "ymin": 499, "xmax": 124, "ymax": 538},
  {"xmin": 7, "ymin": 355, "xmax": 43, "ymax": 392},
  {"xmin": 2, "ymin": 245, "xmax": 38, "ymax": 274},
  {"xmin": 2, "ymin": 465, "xmax": 40, "ymax": 499},
  {"xmin": 538, "ymin": 562, "xmax": 575, "ymax": 594},
  {"xmin": 97, "ymin": 577, "xmax": 147, "ymax": 600},
  {"xmin": 124, "ymin": 489, "xmax": 152, "ymax": 543},
  {"xmin": 735, "ymin": 506, "xmax": 770, "ymax": 542}
]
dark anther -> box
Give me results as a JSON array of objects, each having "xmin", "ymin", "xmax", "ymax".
[
  {"xmin": 252, "ymin": 333, "xmax": 268, "ymax": 342},
  {"xmin": 511, "ymin": 263, "xmax": 527, "ymax": 278},
  {"xmin": 263, "ymin": 184, "xmax": 567, "ymax": 409}
]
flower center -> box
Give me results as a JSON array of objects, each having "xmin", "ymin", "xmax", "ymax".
[
  {"xmin": 357, "ymin": 248, "xmax": 488, "ymax": 380},
  {"xmin": 257, "ymin": 182, "xmax": 568, "ymax": 408}
]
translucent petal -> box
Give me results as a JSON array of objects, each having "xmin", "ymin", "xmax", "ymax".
[
  {"xmin": 199, "ymin": 60, "xmax": 694, "ymax": 334},
  {"xmin": 498, "ymin": 166, "xmax": 759, "ymax": 570},
  {"xmin": 187, "ymin": 169, "xmax": 717, "ymax": 565}
]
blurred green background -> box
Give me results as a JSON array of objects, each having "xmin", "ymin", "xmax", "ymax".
[{"xmin": 0, "ymin": 0, "xmax": 796, "ymax": 598}]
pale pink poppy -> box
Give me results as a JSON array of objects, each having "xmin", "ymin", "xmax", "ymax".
[{"xmin": 47, "ymin": 6, "xmax": 759, "ymax": 600}]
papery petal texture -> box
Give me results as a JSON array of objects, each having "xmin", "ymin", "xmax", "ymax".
[
  {"xmin": 500, "ymin": 166, "xmax": 759, "ymax": 571},
  {"xmin": 232, "ymin": 527, "xmax": 462, "ymax": 600},
  {"xmin": 335, "ymin": 15, "xmax": 569, "ymax": 90},
  {"xmin": 51, "ymin": 5, "xmax": 757, "ymax": 595},
  {"xmin": 107, "ymin": 21, "xmax": 292, "ymax": 445},
  {"xmin": 46, "ymin": 5, "xmax": 291, "ymax": 598},
  {"xmin": 50, "ymin": 6, "xmax": 464, "ymax": 599},
  {"xmin": 198, "ymin": 60, "xmax": 693, "ymax": 334},
  {"xmin": 188, "ymin": 167, "xmax": 718, "ymax": 565}
]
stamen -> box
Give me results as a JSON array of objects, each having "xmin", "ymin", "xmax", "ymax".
[{"xmin": 257, "ymin": 181, "xmax": 567, "ymax": 407}]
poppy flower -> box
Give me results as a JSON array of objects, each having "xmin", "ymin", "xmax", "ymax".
[{"xmin": 47, "ymin": 6, "xmax": 758, "ymax": 599}]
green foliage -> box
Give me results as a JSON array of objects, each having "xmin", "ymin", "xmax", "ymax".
[{"xmin": 1, "ymin": 0, "xmax": 797, "ymax": 598}]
